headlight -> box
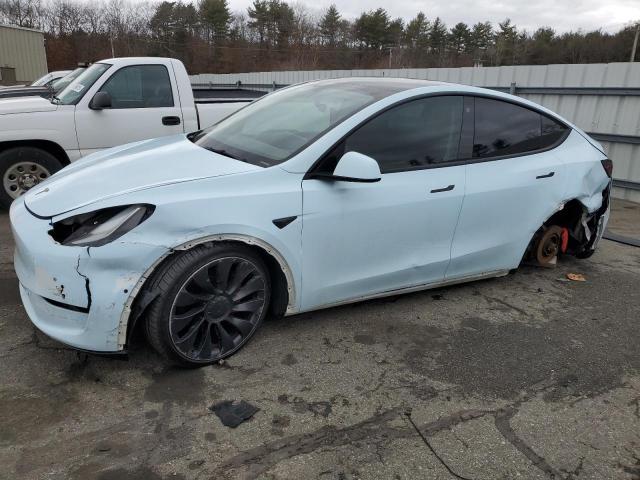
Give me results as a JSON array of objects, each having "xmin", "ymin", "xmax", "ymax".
[{"xmin": 50, "ymin": 204, "xmax": 154, "ymax": 247}]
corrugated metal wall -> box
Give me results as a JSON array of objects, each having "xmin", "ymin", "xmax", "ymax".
[
  {"xmin": 192, "ymin": 63, "xmax": 640, "ymax": 203},
  {"xmin": 0, "ymin": 25, "xmax": 47, "ymax": 84}
]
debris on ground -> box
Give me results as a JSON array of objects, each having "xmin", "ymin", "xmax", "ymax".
[
  {"xmin": 566, "ymin": 273, "xmax": 587, "ymax": 282},
  {"xmin": 209, "ymin": 400, "xmax": 259, "ymax": 428}
]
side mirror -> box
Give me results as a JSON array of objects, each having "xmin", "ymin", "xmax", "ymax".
[
  {"xmin": 90, "ymin": 91, "xmax": 111, "ymax": 110},
  {"xmin": 331, "ymin": 151, "xmax": 381, "ymax": 183}
]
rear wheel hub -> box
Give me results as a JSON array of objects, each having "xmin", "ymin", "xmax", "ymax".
[{"xmin": 536, "ymin": 225, "xmax": 563, "ymax": 266}]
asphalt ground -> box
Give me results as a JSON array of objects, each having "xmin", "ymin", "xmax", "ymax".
[{"xmin": 0, "ymin": 200, "xmax": 639, "ymax": 480}]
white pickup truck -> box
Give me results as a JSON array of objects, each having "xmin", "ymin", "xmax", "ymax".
[{"xmin": 0, "ymin": 57, "xmax": 248, "ymax": 208}]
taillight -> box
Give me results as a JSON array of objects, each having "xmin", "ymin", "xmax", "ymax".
[{"xmin": 601, "ymin": 159, "xmax": 613, "ymax": 178}]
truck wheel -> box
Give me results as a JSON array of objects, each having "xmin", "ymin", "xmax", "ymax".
[
  {"xmin": 144, "ymin": 243, "xmax": 271, "ymax": 367},
  {"xmin": 0, "ymin": 147, "xmax": 63, "ymax": 209}
]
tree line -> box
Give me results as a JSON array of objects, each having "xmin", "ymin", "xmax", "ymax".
[{"xmin": 1, "ymin": 0, "xmax": 638, "ymax": 74}]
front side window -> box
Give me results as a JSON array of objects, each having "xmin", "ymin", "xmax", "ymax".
[
  {"xmin": 55, "ymin": 63, "xmax": 111, "ymax": 105},
  {"xmin": 98, "ymin": 65, "xmax": 174, "ymax": 109},
  {"xmin": 473, "ymin": 98, "xmax": 567, "ymax": 158},
  {"xmin": 325, "ymin": 96, "xmax": 464, "ymax": 174}
]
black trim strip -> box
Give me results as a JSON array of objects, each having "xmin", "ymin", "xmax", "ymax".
[
  {"xmin": 195, "ymin": 98, "xmax": 254, "ymax": 104},
  {"xmin": 587, "ymin": 133, "xmax": 640, "ymax": 145},
  {"xmin": 488, "ymin": 86, "xmax": 640, "ymax": 96},
  {"xmin": 603, "ymin": 231, "xmax": 640, "ymax": 248},
  {"xmin": 24, "ymin": 202, "xmax": 52, "ymax": 220},
  {"xmin": 612, "ymin": 179, "xmax": 640, "ymax": 191},
  {"xmin": 43, "ymin": 296, "xmax": 90, "ymax": 313},
  {"xmin": 272, "ymin": 216, "xmax": 298, "ymax": 229},
  {"xmin": 307, "ymin": 173, "xmax": 381, "ymax": 183}
]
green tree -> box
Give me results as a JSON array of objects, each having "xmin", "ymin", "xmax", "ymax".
[
  {"xmin": 247, "ymin": 0, "xmax": 294, "ymax": 48},
  {"xmin": 495, "ymin": 18, "xmax": 518, "ymax": 64},
  {"xmin": 449, "ymin": 22, "xmax": 471, "ymax": 54},
  {"xmin": 354, "ymin": 8, "xmax": 391, "ymax": 49},
  {"xmin": 388, "ymin": 18, "xmax": 404, "ymax": 47},
  {"xmin": 429, "ymin": 17, "xmax": 448, "ymax": 55},
  {"xmin": 319, "ymin": 4, "xmax": 341, "ymax": 46},
  {"xmin": 469, "ymin": 21, "xmax": 494, "ymax": 64},
  {"xmin": 247, "ymin": 0, "xmax": 268, "ymax": 45},
  {"xmin": 404, "ymin": 12, "xmax": 430, "ymax": 49},
  {"xmin": 199, "ymin": 0, "xmax": 230, "ymax": 43},
  {"xmin": 529, "ymin": 27, "xmax": 556, "ymax": 63}
]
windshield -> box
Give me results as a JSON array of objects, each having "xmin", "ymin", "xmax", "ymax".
[
  {"xmin": 192, "ymin": 80, "xmax": 408, "ymax": 167},
  {"xmin": 51, "ymin": 68, "xmax": 86, "ymax": 94},
  {"xmin": 54, "ymin": 63, "xmax": 111, "ymax": 105}
]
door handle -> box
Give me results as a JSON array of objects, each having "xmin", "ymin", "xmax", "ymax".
[
  {"xmin": 536, "ymin": 171, "xmax": 555, "ymax": 179},
  {"xmin": 430, "ymin": 184, "xmax": 455, "ymax": 193},
  {"xmin": 162, "ymin": 116, "xmax": 181, "ymax": 126}
]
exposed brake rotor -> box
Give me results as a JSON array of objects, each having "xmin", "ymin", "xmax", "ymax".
[{"xmin": 535, "ymin": 225, "xmax": 564, "ymax": 266}]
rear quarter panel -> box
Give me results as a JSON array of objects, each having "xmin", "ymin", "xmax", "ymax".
[{"xmin": 557, "ymin": 130, "xmax": 610, "ymax": 212}]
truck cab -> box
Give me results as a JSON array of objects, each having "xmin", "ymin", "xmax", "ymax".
[{"xmin": 0, "ymin": 57, "xmax": 247, "ymax": 208}]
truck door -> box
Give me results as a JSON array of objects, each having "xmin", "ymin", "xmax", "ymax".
[{"xmin": 74, "ymin": 64, "xmax": 184, "ymax": 156}]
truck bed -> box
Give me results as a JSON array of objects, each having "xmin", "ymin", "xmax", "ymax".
[{"xmin": 193, "ymin": 87, "xmax": 264, "ymax": 129}]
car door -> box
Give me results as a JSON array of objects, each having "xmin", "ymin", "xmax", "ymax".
[
  {"xmin": 301, "ymin": 95, "xmax": 469, "ymax": 311},
  {"xmin": 446, "ymin": 96, "xmax": 569, "ymax": 279},
  {"xmin": 74, "ymin": 64, "xmax": 184, "ymax": 156}
]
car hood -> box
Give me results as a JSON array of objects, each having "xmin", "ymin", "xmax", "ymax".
[
  {"xmin": 24, "ymin": 134, "xmax": 262, "ymax": 217},
  {"xmin": 0, "ymin": 95, "xmax": 57, "ymax": 114}
]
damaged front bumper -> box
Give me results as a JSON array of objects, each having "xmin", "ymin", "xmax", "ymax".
[{"xmin": 10, "ymin": 198, "xmax": 168, "ymax": 352}]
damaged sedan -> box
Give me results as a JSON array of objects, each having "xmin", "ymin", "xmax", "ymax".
[{"xmin": 10, "ymin": 78, "xmax": 612, "ymax": 366}]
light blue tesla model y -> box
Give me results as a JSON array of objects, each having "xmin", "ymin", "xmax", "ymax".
[{"xmin": 10, "ymin": 78, "xmax": 612, "ymax": 366}]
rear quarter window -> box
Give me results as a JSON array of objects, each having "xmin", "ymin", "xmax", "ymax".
[{"xmin": 473, "ymin": 97, "xmax": 567, "ymax": 159}]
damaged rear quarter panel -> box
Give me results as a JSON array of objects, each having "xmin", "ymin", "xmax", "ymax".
[{"xmin": 559, "ymin": 130, "xmax": 611, "ymax": 213}]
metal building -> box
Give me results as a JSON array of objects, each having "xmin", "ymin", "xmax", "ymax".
[
  {"xmin": 192, "ymin": 63, "xmax": 640, "ymax": 203},
  {"xmin": 0, "ymin": 24, "xmax": 47, "ymax": 85}
]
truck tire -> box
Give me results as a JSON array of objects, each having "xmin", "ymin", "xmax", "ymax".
[{"xmin": 0, "ymin": 146, "xmax": 63, "ymax": 209}]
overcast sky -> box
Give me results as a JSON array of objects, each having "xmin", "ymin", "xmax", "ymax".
[{"xmin": 222, "ymin": 0, "xmax": 639, "ymax": 33}]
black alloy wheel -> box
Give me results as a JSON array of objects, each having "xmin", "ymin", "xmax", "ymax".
[
  {"xmin": 170, "ymin": 257, "xmax": 266, "ymax": 362},
  {"xmin": 144, "ymin": 244, "xmax": 271, "ymax": 366}
]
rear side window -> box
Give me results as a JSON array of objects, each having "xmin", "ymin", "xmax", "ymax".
[
  {"xmin": 473, "ymin": 97, "xmax": 567, "ymax": 158},
  {"xmin": 99, "ymin": 65, "xmax": 174, "ymax": 109},
  {"xmin": 341, "ymin": 96, "xmax": 464, "ymax": 173}
]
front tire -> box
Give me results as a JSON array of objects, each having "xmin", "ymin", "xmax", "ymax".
[
  {"xmin": 144, "ymin": 244, "xmax": 271, "ymax": 367},
  {"xmin": 0, "ymin": 147, "xmax": 62, "ymax": 209}
]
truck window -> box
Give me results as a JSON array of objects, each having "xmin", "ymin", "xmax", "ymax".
[{"xmin": 98, "ymin": 65, "xmax": 174, "ymax": 109}]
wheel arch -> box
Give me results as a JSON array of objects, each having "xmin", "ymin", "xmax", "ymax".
[
  {"xmin": 523, "ymin": 193, "xmax": 608, "ymax": 263},
  {"xmin": 0, "ymin": 140, "xmax": 70, "ymax": 166},
  {"xmin": 118, "ymin": 233, "xmax": 297, "ymax": 349}
]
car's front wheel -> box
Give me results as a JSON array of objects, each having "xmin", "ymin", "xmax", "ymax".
[{"xmin": 144, "ymin": 244, "xmax": 271, "ymax": 367}]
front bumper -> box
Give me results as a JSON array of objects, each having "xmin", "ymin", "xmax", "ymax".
[{"xmin": 10, "ymin": 198, "xmax": 168, "ymax": 352}]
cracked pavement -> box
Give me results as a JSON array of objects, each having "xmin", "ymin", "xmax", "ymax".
[{"xmin": 0, "ymin": 200, "xmax": 639, "ymax": 480}]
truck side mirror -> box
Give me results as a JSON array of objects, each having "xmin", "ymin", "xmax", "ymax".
[{"xmin": 90, "ymin": 91, "xmax": 112, "ymax": 110}]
